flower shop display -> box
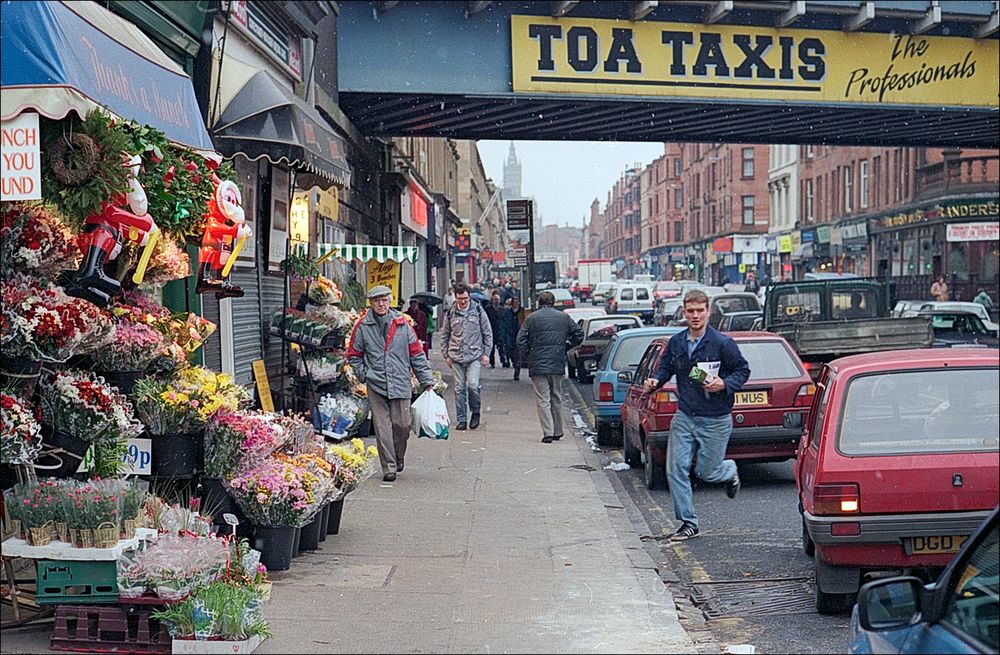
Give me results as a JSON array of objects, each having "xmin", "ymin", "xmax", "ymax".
[
  {"xmin": 117, "ymin": 534, "xmax": 229, "ymax": 600},
  {"xmin": 294, "ymin": 350, "xmax": 344, "ymax": 383},
  {"xmin": 151, "ymin": 580, "xmax": 270, "ymax": 647},
  {"xmin": 314, "ymin": 392, "xmax": 369, "ymax": 438},
  {"xmin": 62, "ymin": 481, "xmax": 124, "ymax": 548},
  {"xmin": 0, "ymin": 202, "xmax": 78, "ymax": 282},
  {"xmin": 90, "ymin": 321, "xmax": 168, "ymax": 393},
  {"xmin": 142, "ymin": 234, "xmax": 191, "ymax": 287},
  {"xmin": 1, "ymin": 392, "xmax": 42, "ymax": 466}
]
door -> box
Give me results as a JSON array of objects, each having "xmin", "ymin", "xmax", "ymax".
[
  {"xmin": 796, "ymin": 367, "xmax": 832, "ymax": 504},
  {"xmin": 623, "ymin": 343, "xmax": 662, "ymax": 447}
]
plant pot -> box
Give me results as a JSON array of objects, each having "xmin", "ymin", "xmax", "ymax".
[
  {"xmin": 291, "ymin": 526, "xmax": 302, "ymax": 557},
  {"xmin": 34, "ymin": 427, "xmax": 89, "ymax": 478},
  {"xmin": 55, "ymin": 521, "xmax": 69, "ymax": 542},
  {"xmin": 253, "ymin": 525, "xmax": 295, "ymax": 572},
  {"xmin": 74, "ymin": 527, "xmax": 95, "ymax": 548},
  {"xmin": 199, "ymin": 477, "xmax": 243, "ymax": 524},
  {"xmin": 149, "ymin": 432, "xmax": 204, "ymax": 478},
  {"xmin": 26, "ymin": 521, "xmax": 53, "ymax": 546},
  {"xmin": 326, "ymin": 496, "xmax": 345, "ymax": 535},
  {"xmin": 0, "ymin": 354, "xmax": 42, "ymax": 397},
  {"xmin": 95, "ymin": 370, "xmax": 145, "ymax": 395},
  {"xmin": 94, "ymin": 521, "xmax": 119, "ymax": 548},
  {"xmin": 298, "ymin": 515, "xmax": 322, "ymax": 552},
  {"xmin": 318, "ymin": 503, "xmax": 329, "ymax": 543}
]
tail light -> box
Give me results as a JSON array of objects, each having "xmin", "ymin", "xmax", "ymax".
[
  {"xmin": 654, "ymin": 390, "xmax": 678, "ymax": 414},
  {"xmin": 793, "ymin": 384, "xmax": 816, "ymax": 407},
  {"xmin": 578, "ymin": 345, "xmax": 596, "ymax": 356},
  {"xmin": 814, "ymin": 483, "xmax": 860, "ymax": 515},
  {"xmin": 598, "ymin": 382, "xmax": 614, "ymax": 401},
  {"xmin": 802, "ymin": 361, "xmax": 824, "ymax": 381}
]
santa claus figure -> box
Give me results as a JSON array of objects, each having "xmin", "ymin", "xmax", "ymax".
[{"xmin": 196, "ymin": 166, "xmax": 252, "ymax": 299}]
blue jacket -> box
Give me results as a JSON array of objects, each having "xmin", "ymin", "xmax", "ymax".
[{"xmin": 652, "ymin": 326, "xmax": 751, "ymax": 418}]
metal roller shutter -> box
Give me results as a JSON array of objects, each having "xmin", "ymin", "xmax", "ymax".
[
  {"xmin": 260, "ymin": 273, "xmax": 287, "ymax": 383},
  {"xmin": 201, "ymin": 295, "xmax": 222, "ymax": 371},
  {"xmin": 229, "ymin": 270, "xmax": 263, "ymax": 387}
]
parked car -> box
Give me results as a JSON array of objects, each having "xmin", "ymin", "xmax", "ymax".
[
  {"xmin": 653, "ymin": 280, "xmax": 682, "ymax": 301},
  {"xmin": 891, "ymin": 299, "xmax": 932, "ymax": 318},
  {"xmin": 591, "ymin": 327, "xmax": 683, "ymax": 446},
  {"xmin": 796, "ymin": 348, "xmax": 1000, "ymax": 615},
  {"xmin": 547, "ymin": 288, "xmax": 576, "ymax": 310},
  {"xmin": 564, "ymin": 306, "xmax": 606, "ymax": 323},
  {"xmin": 917, "ymin": 310, "xmax": 999, "ymax": 348},
  {"xmin": 708, "ymin": 292, "xmax": 762, "ymax": 329},
  {"xmin": 591, "ymin": 282, "xmax": 616, "ymax": 306},
  {"xmin": 566, "ymin": 315, "xmax": 642, "ymax": 382},
  {"xmin": 919, "ymin": 301, "xmax": 999, "ymax": 334},
  {"xmin": 655, "ymin": 298, "xmax": 684, "ymax": 326},
  {"xmin": 718, "ymin": 311, "xmax": 763, "ymax": 332},
  {"xmin": 848, "ymin": 506, "xmax": 998, "ymax": 654},
  {"xmin": 607, "ymin": 283, "xmax": 655, "ymax": 323},
  {"xmin": 621, "ymin": 332, "xmax": 814, "ymax": 490}
]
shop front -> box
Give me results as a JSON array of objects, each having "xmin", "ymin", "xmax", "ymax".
[{"xmin": 831, "ymin": 219, "xmax": 870, "ymax": 276}]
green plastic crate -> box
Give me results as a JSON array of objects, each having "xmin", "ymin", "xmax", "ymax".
[{"xmin": 36, "ymin": 560, "xmax": 119, "ymax": 605}]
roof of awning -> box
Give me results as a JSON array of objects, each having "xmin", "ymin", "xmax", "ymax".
[
  {"xmin": 214, "ymin": 70, "xmax": 352, "ymax": 190},
  {"xmin": 0, "ymin": 0, "xmax": 214, "ymax": 152},
  {"xmin": 318, "ymin": 243, "xmax": 419, "ymax": 264}
]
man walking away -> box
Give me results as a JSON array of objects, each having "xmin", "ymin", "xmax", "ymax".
[
  {"xmin": 500, "ymin": 296, "xmax": 527, "ymax": 380},
  {"xmin": 517, "ymin": 291, "xmax": 584, "ymax": 443},
  {"xmin": 485, "ymin": 291, "xmax": 506, "ymax": 368},
  {"xmin": 644, "ymin": 289, "xmax": 750, "ymax": 541},
  {"xmin": 441, "ymin": 283, "xmax": 492, "ymax": 430},
  {"xmin": 347, "ymin": 286, "xmax": 434, "ymax": 482}
]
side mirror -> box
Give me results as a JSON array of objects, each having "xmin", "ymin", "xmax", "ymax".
[
  {"xmin": 617, "ymin": 371, "xmax": 634, "ymax": 383},
  {"xmin": 783, "ymin": 412, "xmax": 804, "ymax": 430},
  {"xmin": 857, "ymin": 577, "xmax": 924, "ymax": 632}
]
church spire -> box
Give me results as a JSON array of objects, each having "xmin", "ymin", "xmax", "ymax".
[{"xmin": 502, "ymin": 141, "xmax": 522, "ymax": 200}]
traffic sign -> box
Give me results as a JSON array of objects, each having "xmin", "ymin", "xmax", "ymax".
[{"xmin": 506, "ymin": 199, "xmax": 533, "ymax": 231}]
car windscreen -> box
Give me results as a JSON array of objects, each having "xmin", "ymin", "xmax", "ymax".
[
  {"xmin": 610, "ymin": 335, "xmax": 662, "ymax": 370},
  {"xmin": 587, "ymin": 318, "xmax": 637, "ymax": 339},
  {"xmin": 838, "ymin": 368, "xmax": 1000, "ymax": 456},
  {"xmin": 739, "ymin": 341, "xmax": 804, "ymax": 380},
  {"xmin": 729, "ymin": 314, "xmax": 761, "ymax": 331}
]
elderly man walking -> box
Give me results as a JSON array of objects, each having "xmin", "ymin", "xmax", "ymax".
[
  {"xmin": 517, "ymin": 291, "xmax": 584, "ymax": 443},
  {"xmin": 347, "ymin": 286, "xmax": 434, "ymax": 482},
  {"xmin": 441, "ymin": 282, "xmax": 492, "ymax": 430}
]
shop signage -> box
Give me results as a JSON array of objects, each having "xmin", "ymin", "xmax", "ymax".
[
  {"xmin": 764, "ymin": 235, "xmax": 778, "ymax": 254},
  {"xmin": 733, "ymin": 235, "xmax": 764, "ymax": 253},
  {"xmin": 779, "ymin": 235, "xmax": 793, "ymax": 253},
  {"xmin": 829, "ymin": 226, "xmax": 843, "ymax": 246},
  {"xmin": 252, "ymin": 360, "xmax": 274, "ymax": 413},
  {"xmin": 947, "ymin": 222, "xmax": 999, "ymax": 242},
  {"xmin": 711, "ymin": 236, "xmax": 733, "ymax": 253},
  {"xmin": 77, "ymin": 438, "xmax": 152, "ymax": 475},
  {"xmin": 0, "ymin": 112, "xmax": 40, "ymax": 201},
  {"xmin": 401, "ymin": 185, "xmax": 429, "ymax": 240},
  {"xmin": 840, "ymin": 221, "xmax": 868, "ymax": 240},
  {"xmin": 507, "ymin": 199, "xmax": 533, "ymax": 230},
  {"xmin": 455, "ymin": 229, "xmax": 471, "ymax": 254},
  {"xmin": 316, "ymin": 186, "xmax": 339, "ymax": 222},
  {"xmin": 801, "ymin": 229, "xmax": 816, "ymax": 244},
  {"xmin": 816, "ymin": 226, "xmax": 831, "ymax": 244},
  {"xmin": 510, "ymin": 15, "xmax": 997, "ymax": 108},
  {"xmin": 230, "ymin": 0, "xmax": 303, "ymax": 79},
  {"xmin": 367, "ymin": 260, "xmax": 401, "ymax": 303},
  {"xmin": 871, "ymin": 198, "xmax": 1000, "ymax": 232},
  {"xmin": 492, "ymin": 252, "xmax": 506, "ymax": 264},
  {"xmin": 790, "ymin": 230, "xmax": 802, "ymax": 251}
]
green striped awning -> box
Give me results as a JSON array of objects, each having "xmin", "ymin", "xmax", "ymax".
[{"xmin": 317, "ymin": 243, "xmax": 419, "ymax": 264}]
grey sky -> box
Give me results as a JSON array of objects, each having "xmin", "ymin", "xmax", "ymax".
[{"xmin": 477, "ymin": 141, "xmax": 666, "ymax": 229}]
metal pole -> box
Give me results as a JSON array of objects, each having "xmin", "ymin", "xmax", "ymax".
[{"xmin": 527, "ymin": 201, "xmax": 536, "ymax": 310}]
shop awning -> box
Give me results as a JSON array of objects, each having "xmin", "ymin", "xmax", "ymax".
[
  {"xmin": 318, "ymin": 244, "xmax": 419, "ymax": 264},
  {"xmin": 214, "ymin": 71, "xmax": 351, "ymax": 190},
  {"xmin": 0, "ymin": 0, "xmax": 214, "ymax": 152},
  {"xmin": 791, "ymin": 243, "xmax": 815, "ymax": 260}
]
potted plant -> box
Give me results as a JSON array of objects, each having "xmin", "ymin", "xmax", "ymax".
[
  {"xmin": 152, "ymin": 581, "xmax": 270, "ymax": 650},
  {"xmin": 202, "ymin": 412, "xmax": 284, "ymax": 522}
]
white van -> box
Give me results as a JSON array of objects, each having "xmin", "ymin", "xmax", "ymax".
[{"xmin": 608, "ymin": 283, "xmax": 655, "ymax": 323}]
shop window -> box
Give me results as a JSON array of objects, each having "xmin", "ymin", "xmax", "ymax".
[{"xmin": 950, "ymin": 245, "xmax": 970, "ymax": 281}]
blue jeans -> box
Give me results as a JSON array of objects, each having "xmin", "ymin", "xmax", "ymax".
[
  {"xmin": 451, "ymin": 360, "xmax": 481, "ymax": 424},
  {"xmin": 666, "ymin": 411, "xmax": 737, "ymax": 529}
]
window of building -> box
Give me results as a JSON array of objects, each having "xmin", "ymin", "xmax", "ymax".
[
  {"xmin": 674, "ymin": 158, "xmax": 682, "ymax": 177},
  {"xmin": 872, "ymin": 156, "xmax": 881, "ymax": 206},
  {"xmin": 742, "ymin": 196, "xmax": 754, "ymax": 225},
  {"xmin": 674, "ymin": 188, "xmax": 683, "ymax": 209},
  {"xmin": 806, "ymin": 179, "xmax": 814, "ymax": 222},
  {"xmin": 844, "ymin": 164, "xmax": 854, "ymax": 213},
  {"xmin": 859, "ymin": 160, "xmax": 869, "ymax": 209},
  {"xmin": 674, "ymin": 221, "xmax": 683, "ymax": 242},
  {"xmin": 805, "ymin": 144, "xmax": 814, "ymax": 158},
  {"xmin": 742, "ymin": 148, "xmax": 755, "ymax": 178}
]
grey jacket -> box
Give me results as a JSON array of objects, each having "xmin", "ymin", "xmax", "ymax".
[
  {"xmin": 346, "ymin": 309, "xmax": 434, "ymax": 399},
  {"xmin": 441, "ymin": 302, "xmax": 493, "ymax": 364},
  {"xmin": 517, "ymin": 306, "xmax": 584, "ymax": 377}
]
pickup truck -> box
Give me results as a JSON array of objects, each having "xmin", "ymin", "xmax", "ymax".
[{"xmin": 763, "ymin": 278, "xmax": 933, "ymax": 379}]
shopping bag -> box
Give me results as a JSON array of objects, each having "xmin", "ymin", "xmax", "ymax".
[{"xmin": 411, "ymin": 390, "xmax": 450, "ymax": 440}]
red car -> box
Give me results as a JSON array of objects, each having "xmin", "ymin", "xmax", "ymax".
[
  {"xmin": 796, "ymin": 348, "xmax": 999, "ymax": 615},
  {"xmin": 621, "ymin": 332, "xmax": 814, "ymax": 490}
]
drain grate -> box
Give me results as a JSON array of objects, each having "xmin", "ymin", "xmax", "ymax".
[{"xmin": 688, "ymin": 578, "xmax": 815, "ymax": 619}]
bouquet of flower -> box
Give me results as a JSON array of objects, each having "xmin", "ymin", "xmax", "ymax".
[
  {"xmin": 90, "ymin": 322, "xmax": 167, "ymax": 372},
  {"xmin": 273, "ymin": 413, "xmax": 317, "ymax": 454},
  {"xmin": 119, "ymin": 534, "xmax": 229, "ymax": 600},
  {"xmin": 1, "ymin": 276, "xmax": 114, "ymax": 363},
  {"xmin": 151, "ymin": 581, "xmax": 270, "ymax": 641},
  {"xmin": 225, "ymin": 537, "xmax": 268, "ymax": 589},
  {"xmin": 163, "ymin": 312, "xmax": 216, "ymax": 354},
  {"xmin": 133, "ymin": 367, "xmax": 250, "ymax": 435},
  {"xmin": 327, "ymin": 438, "xmax": 379, "ymax": 492},
  {"xmin": 227, "ymin": 457, "xmax": 312, "ymax": 527},
  {"xmin": 142, "ymin": 235, "xmax": 191, "ymax": 286},
  {"xmin": 295, "ymin": 350, "xmax": 344, "ymax": 383},
  {"xmin": 39, "ymin": 369, "xmax": 143, "ymax": 444},
  {"xmin": 306, "ymin": 276, "xmax": 342, "ymax": 305},
  {"xmin": 0, "ymin": 202, "xmax": 78, "ymax": 280},
  {"xmin": 62, "ymin": 480, "xmax": 124, "ymax": 547},
  {"xmin": 204, "ymin": 411, "xmax": 285, "ymax": 479},
  {"xmin": 411, "ymin": 370, "xmax": 448, "ymax": 398},
  {"xmin": 1, "ymin": 392, "xmax": 42, "ymax": 465},
  {"xmin": 109, "ymin": 289, "xmax": 172, "ymax": 326}
]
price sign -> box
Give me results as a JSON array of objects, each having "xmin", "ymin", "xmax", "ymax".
[
  {"xmin": 76, "ymin": 438, "xmax": 152, "ymax": 475},
  {"xmin": 223, "ymin": 513, "xmax": 240, "ymax": 527}
]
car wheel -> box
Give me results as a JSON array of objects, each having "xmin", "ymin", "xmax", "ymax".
[
  {"xmin": 596, "ymin": 421, "xmax": 614, "ymax": 447},
  {"xmin": 815, "ymin": 587, "xmax": 853, "ymax": 615},
  {"xmin": 802, "ymin": 515, "xmax": 815, "ymax": 557},
  {"xmin": 623, "ymin": 432, "xmax": 642, "ymax": 467},
  {"xmin": 577, "ymin": 366, "xmax": 589, "ymax": 383},
  {"xmin": 643, "ymin": 440, "xmax": 666, "ymax": 490},
  {"xmin": 814, "ymin": 552, "xmax": 856, "ymax": 615}
]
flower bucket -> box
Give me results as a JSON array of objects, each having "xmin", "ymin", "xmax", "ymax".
[
  {"xmin": 95, "ymin": 370, "xmax": 145, "ymax": 396},
  {"xmin": 0, "ymin": 354, "xmax": 42, "ymax": 397},
  {"xmin": 74, "ymin": 528, "xmax": 95, "ymax": 548},
  {"xmin": 34, "ymin": 427, "xmax": 89, "ymax": 478},
  {"xmin": 26, "ymin": 520, "xmax": 54, "ymax": 546},
  {"xmin": 318, "ymin": 503, "xmax": 330, "ymax": 543},
  {"xmin": 253, "ymin": 525, "xmax": 295, "ymax": 572},
  {"xmin": 94, "ymin": 522, "xmax": 118, "ymax": 548},
  {"xmin": 55, "ymin": 521, "xmax": 69, "ymax": 542},
  {"xmin": 291, "ymin": 526, "xmax": 302, "ymax": 558},
  {"xmin": 150, "ymin": 432, "xmax": 204, "ymax": 478},
  {"xmin": 326, "ymin": 496, "xmax": 345, "ymax": 535},
  {"xmin": 199, "ymin": 477, "xmax": 243, "ymax": 524},
  {"xmin": 298, "ymin": 515, "xmax": 322, "ymax": 552}
]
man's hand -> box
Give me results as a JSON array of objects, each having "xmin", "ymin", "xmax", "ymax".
[
  {"xmin": 643, "ymin": 378, "xmax": 660, "ymax": 394},
  {"xmin": 480, "ymin": 355, "xmax": 489, "ymax": 366},
  {"xmin": 704, "ymin": 376, "xmax": 726, "ymax": 393},
  {"xmin": 444, "ymin": 356, "xmax": 453, "ymax": 367},
  {"xmin": 424, "ymin": 385, "xmax": 435, "ymax": 393}
]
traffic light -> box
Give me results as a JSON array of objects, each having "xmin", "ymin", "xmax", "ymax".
[{"xmin": 688, "ymin": 263, "xmax": 695, "ymax": 270}]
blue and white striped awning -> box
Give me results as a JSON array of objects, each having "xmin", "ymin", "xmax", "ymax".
[{"xmin": 317, "ymin": 243, "xmax": 419, "ymax": 264}]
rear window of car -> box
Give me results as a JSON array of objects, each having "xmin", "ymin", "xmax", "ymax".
[
  {"xmin": 715, "ymin": 297, "xmax": 759, "ymax": 314},
  {"xmin": 838, "ymin": 368, "xmax": 1000, "ymax": 456},
  {"xmin": 636, "ymin": 287, "xmax": 650, "ymax": 300},
  {"xmin": 552, "ymin": 289, "xmax": 572, "ymax": 300},
  {"xmin": 774, "ymin": 291, "xmax": 820, "ymax": 320},
  {"xmin": 587, "ymin": 318, "xmax": 638, "ymax": 339},
  {"xmin": 611, "ymin": 335, "xmax": 662, "ymax": 370},
  {"xmin": 619, "ymin": 288, "xmax": 634, "ymax": 300},
  {"xmin": 740, "ymin": 341, "xmax": 805, "ymax": 380}
]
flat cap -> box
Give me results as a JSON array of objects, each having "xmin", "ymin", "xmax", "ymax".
[{"xmin": 367, "ymin": 285, "xmax": 392, "ymax": 299}]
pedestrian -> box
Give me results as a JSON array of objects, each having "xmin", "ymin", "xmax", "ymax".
[
  {"xmin": 443, "ymin": 286, "xmax": 456, "ymax": 313},
  {"xmin": 745, "ymin": 271, "xmax": 760, "ymax": 294},
  {"xmin": 441, "ymin": 282, "xmax": 492, "ymax": 430},
  {"xmin": 517, "ymin": 291, "xmax": 584, "ymax": 443},
  {"xmin": 425, "ymin": 303, "xmax": 436, "ymax": 354},
  {"xmin": 404, "ymin": 298, "xmax": 429, "ymax": 354},
  {"xmin": 930, "ymin": 276, "xmax": 950, "ymax": 301},
  {"xmin": 973, "ymin": 287, "xmax": 994, "ymax": 310},
  {"xmin": 346, "ymin": 286, "xmax": 435, "ymax": 482},
  {"xmin": 643, "ymin": 289, "xmax": 751, "ymax": 541},
  {"xmin": 485, "ymin": 291, "xmax": 506, "ymax": 368},
  {"xmin": 500, "ymin": 296, "xmax": 526, "ymax": 380}
]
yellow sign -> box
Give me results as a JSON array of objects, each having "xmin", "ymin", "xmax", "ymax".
[
  {"xmin": 317, "ymin": 186, "xmax": 339, "ymax": 222},
  {"xmin": 511, "ymin": 15, "xmax": 997, "ymax": 107},
  {"xmin": 366, "ymin": 260, "xmax": 400, "ymax": 303},
  {"xmin": 252, "ymin": 360, "xmax": 274, "ymax": 413},
  {"xmin": 779, "ymin": 235, "xmax": 793, "ymax": 254}
]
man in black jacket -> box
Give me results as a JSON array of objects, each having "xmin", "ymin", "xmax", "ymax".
[
  {"xmin": 644, "ymin": 289, "xmax": 750, "ymax": 541},
  {"xmin": 517, "ymin": 291, "xmax": 584, "ymax": 443}
]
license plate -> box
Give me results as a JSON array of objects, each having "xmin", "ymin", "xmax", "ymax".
[
  {"xmin": 911, "ymin": 534, "xmax": 968, "ymax": 554},
  {"xmin": 734, "ymin": 390, "xmax": 768, "ymax": 406}
]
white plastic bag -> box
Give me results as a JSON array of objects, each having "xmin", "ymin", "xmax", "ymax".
[{"xmin": 411, "ymin": 390, "xmax": 450, "ymax": 440}]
